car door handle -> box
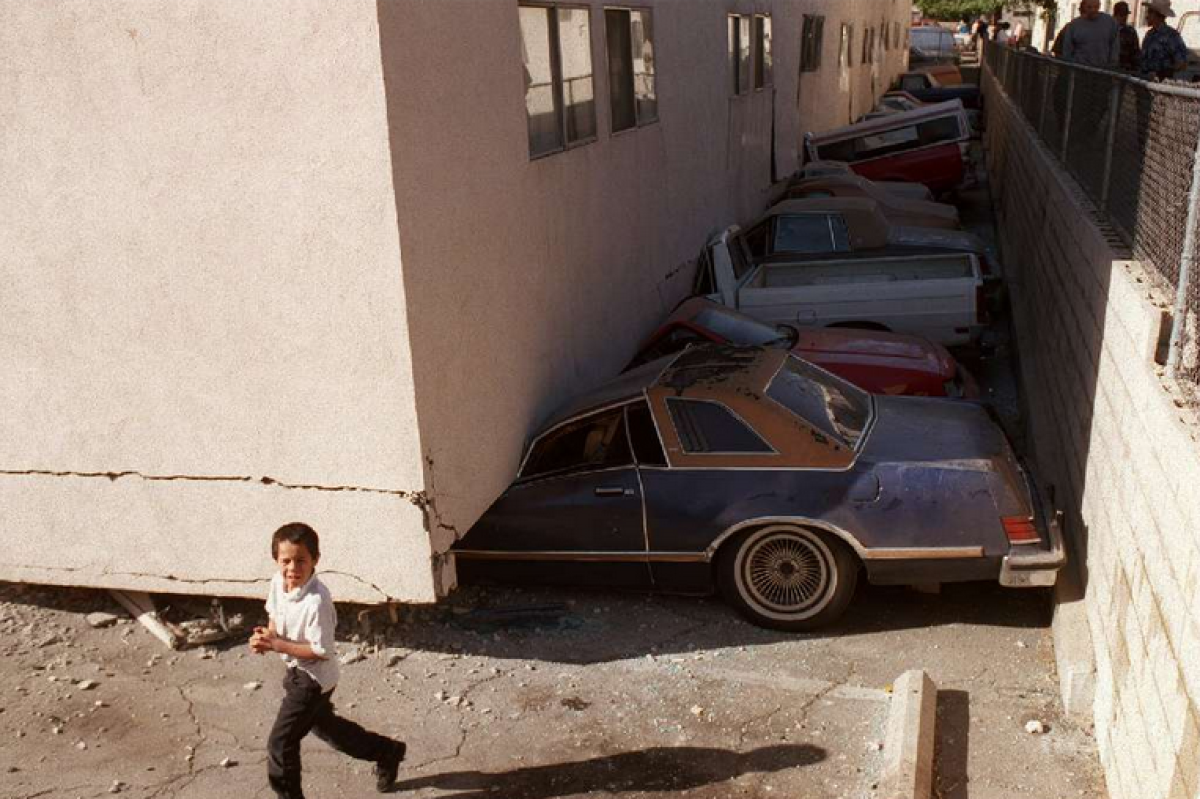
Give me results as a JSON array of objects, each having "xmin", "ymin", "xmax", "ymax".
[{"xmin": 594, "ymin": 487, "xmax": 633, "ymax": 497}]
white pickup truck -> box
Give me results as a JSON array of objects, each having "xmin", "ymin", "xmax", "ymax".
[{"xmin": 696, "ymin": 227, "xmax": 985, "ymax": 347}]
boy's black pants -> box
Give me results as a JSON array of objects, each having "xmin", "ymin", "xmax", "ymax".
[{"xmin": 268, "ymin": 667, "xmax": 395, "ymax": 799}]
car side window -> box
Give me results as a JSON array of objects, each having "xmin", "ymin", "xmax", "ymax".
[
  {"xmin": 666, "ymin": 398, "xmax": 773, "ymax": 454},
  {"xmin": 520, "ymin": 408, "xmax": 633, "ymax": 480},
  {"xmin": 626, "ymin": 402, "xmax": 667, "ymax": 466},
  {"xmin": 740, "ymin": 220, "xmax": 772, "ymax": 261},
  {"xmin": 900, "ymin": 75, "xmax": 925, "ymax": 92}
]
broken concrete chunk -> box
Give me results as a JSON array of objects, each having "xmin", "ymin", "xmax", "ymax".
[
  {"xmin": 340, "ymin": 649, "xmax": 366, "ymax": 666},
  {"xmin": 1024, "ymin": 719, "xmax": 1046, "ymax": 734},
  {"xmin": 243, "ymin": 681, "xmax": 262, "ymax": 691},
  {"xmin": 220, "ymin": 756, "xmax": 237, "ymax": 768},
  {"xmin": 77, "ymin": 680, "xmax": 98, "ymax": 691},
  {"xmin": 87, "ymin": 613, "xmax": 120, "ymax": 629}
]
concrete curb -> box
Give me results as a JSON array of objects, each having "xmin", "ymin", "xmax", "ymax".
[{"xmin": 879, "ymin": 669, "xmax": 938, "ymax": 799}]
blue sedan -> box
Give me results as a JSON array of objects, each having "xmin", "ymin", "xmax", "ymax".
[{"xmin": 451, "ymin": 345, "xmax": 1063, "ymax": 630}]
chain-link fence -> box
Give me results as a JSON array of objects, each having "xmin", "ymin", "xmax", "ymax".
[{"xmin": 985, "ymin": 44, "xmax": 1200, "ymax": 407}]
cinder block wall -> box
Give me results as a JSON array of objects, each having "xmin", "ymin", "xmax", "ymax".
[{"xmin": 984, "ymin": 70, "xmax": 1200, "ymax": 799}]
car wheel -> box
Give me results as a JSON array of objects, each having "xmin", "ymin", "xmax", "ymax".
[{"xmin": 718, "ymin": 525, "xmax": 858, "ymax": 631}]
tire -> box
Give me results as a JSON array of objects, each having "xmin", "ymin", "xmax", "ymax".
[{"xmin": 717, "ymin": 525, "xmax": 859, "ymax": 631}]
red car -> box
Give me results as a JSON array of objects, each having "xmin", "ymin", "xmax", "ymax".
[{"xmin": 630, "ymin": 297, "xmax": 979, "ymax": 398}]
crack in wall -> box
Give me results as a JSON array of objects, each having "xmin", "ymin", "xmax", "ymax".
[{"xmin": 0, "ymin": 467, "xmax": 419, "ymax": 499}]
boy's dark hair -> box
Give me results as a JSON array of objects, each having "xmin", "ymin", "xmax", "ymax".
[{"xmin": 271, "ymin": 522, "xmax": 320, "ymax": 561}]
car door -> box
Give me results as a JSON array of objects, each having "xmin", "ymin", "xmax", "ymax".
[{"xmin": 457, "ymin": 405, "xmax": 651, "ymax": 587}]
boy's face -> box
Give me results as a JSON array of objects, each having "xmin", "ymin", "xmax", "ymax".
[{"xmin": 275, "ymin": 540, "xmax": 317, "ymax": 591}]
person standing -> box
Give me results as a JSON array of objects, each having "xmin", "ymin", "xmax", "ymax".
[
  {"xmin": 1140, "ymin": 0, "xmax": 1188, "ymax": 80},
  {"xmin": 995, "ymin": 22, "xmax": 1012, "ymax": 46},
  {"xmin": 1060, "ymin": 0, "xmax": 1120, "ymax": 68},
  {"xmin": 1114, "ymin": 2, "xmax": 1141, "ymax": 71}
]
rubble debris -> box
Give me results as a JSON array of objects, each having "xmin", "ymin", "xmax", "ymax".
[
  {"xmin": 243, "ymin": 681, "xmax": 262, "ymax": 691},
  {"xmin": 77, "ymin": 680, "xmax": 98, "ymax": 691},
  {"xmin": 109, "ymin": 591, "xmax": 183, "ymax": 650},
  {"xmin": 86, "ymin": 612, "xmax": 120, "ymax": 629},
  {"xmin": 1024, "ymin": 719, "xmax": 1047, "ymax": 734},
  {"xmin": 340, "ymin": 648, "xmax": 366, "ymax": 666},
  {"xmin": 220, "ymin": 757, "xmax": 237, "ymax": 768}
]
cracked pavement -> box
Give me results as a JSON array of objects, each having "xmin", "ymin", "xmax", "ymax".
[{"xmin": 0, "ymin": 577, "xmax": 1106, "ymax": 799}]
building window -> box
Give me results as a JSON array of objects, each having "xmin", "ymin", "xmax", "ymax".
[
  {"xmin": 728, "ymin": 14, "xmax": 751, "ymax": 95},
  {"xmin": 800, "ymin": 15, "xmax": 825, "ymax": 72},
  {"xmin": 606, "ymin": 7, "xmax": 657, "ymax": 132},
  {"xmin": 520, "ymin": 5, "xmax": 597, "ymax": 158},
  {"xmin": 840, "ymin": 23, "xmax": 854, "ymax": 68},
  {"xmin": 861, "ymin": 25, "xmax": 876, "ymax": 65},
  {"xmin": 754, "ymin": 15, "xmax": 773, "ymax": 88}
]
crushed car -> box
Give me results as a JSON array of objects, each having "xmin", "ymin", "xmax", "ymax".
[{"xmin": 451, "ymin": 345, "xmax": 1063, "ymax": 631}]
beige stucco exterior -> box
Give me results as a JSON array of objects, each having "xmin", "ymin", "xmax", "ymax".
[{"xmin": 1, "ymin": 0, "xmax": 910, "ymax": 604}]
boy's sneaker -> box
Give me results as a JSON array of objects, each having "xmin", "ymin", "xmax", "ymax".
[{"xmin": 374, "ymin": 740, "xmax": 406, "ymax": 792}]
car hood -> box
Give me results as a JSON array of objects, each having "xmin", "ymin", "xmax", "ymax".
[
  {"xmin": 860, "ymin": 395, "xmax": 1008, "ymax": 464},
  {"xmin": 794, "ymin": 328, "xmax": 954, "ymax": 374}
]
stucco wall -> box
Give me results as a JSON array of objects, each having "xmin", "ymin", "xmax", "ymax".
[
  {"xmin": 0, "ymin": 1, "xmax": 435, "ymax": 602},
  {"xmin": 984, "ymin": 67, "xmax": 1200, "ymax": 799},
  {"xmin": 377, "ymin": 0, "xmax": 912, "ymax": 561}
]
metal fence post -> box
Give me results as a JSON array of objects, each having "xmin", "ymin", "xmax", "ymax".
[
  {"xmin": 1037, "ymin": 61, "xmax": 1051, "ymax": 136},
  {"xmin": 1061, "ymin": 69, "xmax": 1076, "ymax": 160},
  {"xmin": 1167, "ymin": 131, "xmax": 1200, "ymax": 379},
  {"xmin": 1099, "ymin": 79, "xmax": 1121, "ymax": 212}
]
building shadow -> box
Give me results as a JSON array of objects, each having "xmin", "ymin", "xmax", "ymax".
[
  {"xmin": 934, "ymin": 689, "xmax": 971, "ymax": 799},
  {"xmin": 389, "ymin": 743, "xmax": 825, "ymax": 798}
]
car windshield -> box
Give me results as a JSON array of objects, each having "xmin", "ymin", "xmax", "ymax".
[
  {"xmin": 766, "ymin": 355, "xmax": 872, "ymax": 449},
  {"xmin": 693, "ymin": 306, "xmax": 796, "ymax": 348},
  {"xmin": 910, "ymin": 28, "xmax": 950, "ymax": 53}
]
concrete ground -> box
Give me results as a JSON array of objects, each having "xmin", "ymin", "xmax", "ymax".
[{"xmin": 0, "ymin": 577, "xmax": 1104, "ymax": 799}]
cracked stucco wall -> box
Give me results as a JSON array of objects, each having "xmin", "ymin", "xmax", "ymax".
[{"xmin": 0, "ymin": 1, "xmax": 438, "ymax": 603}]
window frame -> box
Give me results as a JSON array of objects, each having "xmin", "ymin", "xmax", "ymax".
[
  {"xmin": 604, "ymin": 5, "xmax": 659, "ymax": 134},
  {"xmin": 520, "ymin": 2, "xmax": 599, "ymax": 160},
  {"xmin": 800, "ymin": 15, "xmax": 826, "ymax": 73},
  {"xmin": 728, "ymin": 14, "xmax": 752, "ymax": 96}
]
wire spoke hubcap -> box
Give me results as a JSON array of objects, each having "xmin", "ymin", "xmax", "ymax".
[{"xmin": 742, "ymin": 532, "xmax": 833, "ymax": 616}]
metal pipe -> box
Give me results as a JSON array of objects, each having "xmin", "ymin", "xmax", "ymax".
[
  {"xmin": 1061, "ymin": 70, "xmax": 1076, "ymax": 160},
  {"xmin": 1099, "ymin": 79, "xmax": 1121, "ymax": 211},
  {"xmin": 1166, "ymin": 125, "xmax": 1200, "ymax": 379}
]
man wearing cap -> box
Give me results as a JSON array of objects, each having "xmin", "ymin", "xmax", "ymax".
[
  {"xmin": 1114, "ymin": 2, "xmax": 1140, "ymax": 71},
  {"xmin": 1141, "ymin": 0, "xmax": 1188, "ymax": 80},
  {"xmin": 1060, "ymin": 0, "xmax": 1119, "ymax": 68}
]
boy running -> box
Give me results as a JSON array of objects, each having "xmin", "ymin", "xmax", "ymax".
[{"xmin": 250, "ymin": 522, "xmax": 405, "ymax": 798}]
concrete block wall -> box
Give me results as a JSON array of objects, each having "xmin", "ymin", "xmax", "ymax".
[{"xmin": 984, "ymin": 69, "xmax": 1200, "ymax": 799}]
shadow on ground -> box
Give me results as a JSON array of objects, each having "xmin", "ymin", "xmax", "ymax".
[{"xmin": 389, "ymin": 744, "xmax": 825, "ymax": 798}]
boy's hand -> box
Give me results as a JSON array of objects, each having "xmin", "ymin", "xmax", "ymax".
[{"xmin": 249, "ymin": 626, "xmax": 276, "ymax": 655}]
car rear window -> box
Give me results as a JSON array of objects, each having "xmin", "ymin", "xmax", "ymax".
[
  {"xmin": 666, "ymin": 398, "xmax": 773, "ymax": 454},
  {"xmin": 816, "ymin": 114, "xmax": 963, "ymax": 163},
  {"xmin": 772, "ymin": 214, "xmax": 851, "ymax": 254},
  {"xmin": 766, "ymin": 356, "xmax": 871, "ymax": 449}
]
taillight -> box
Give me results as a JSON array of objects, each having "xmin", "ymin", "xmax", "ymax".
[{"xmin": 1002, "ymin": 516, "xmax": 1041, "ymax": 545}]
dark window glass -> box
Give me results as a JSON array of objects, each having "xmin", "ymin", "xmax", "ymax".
[
  {"xmin": 694, "ymin": 248, "xmax": 716, "ymax": 295},
  {"xmin": 772, "ymin": 214, "xmax": 850, "ymax": 254},
  {"xmin": 521, "ymin": 408, "xmax": 632, "ymax": 480},
  {"xmin": 520, "ymin": 5, "xmax": 596, "ymax": 158},
  {"xmin": 666, "ymin": 399, "xmax": 773, "ymax": 454},
  {"xmin": 728, "ymin": 16, "xmax": 740, "ymax": 95},
  {"xmin": 627, "ymin": 402, "xmax": 667, "ymax": 466},
  {"xmin": 766, "ymin": 356, "xmax": 870, "ymax": 449},
  {"xmin": 754, "ymin": 15, "xmax": 772, "ymax": 87},
  {"xmin": 740, "ymin": 220, "xmax": 772, "ymax": 260},
  {"xmin": 606, "ymin": 9, "xmax": 636, "ymax": 132},
  {"xmin": 801, "ymin": 15, "xmax": 824, "ymax": 72}
]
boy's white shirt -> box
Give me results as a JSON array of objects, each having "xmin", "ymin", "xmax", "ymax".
[{"xmin": 265, "ymin": 572, "xmax": 340, "ymax": 691}]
